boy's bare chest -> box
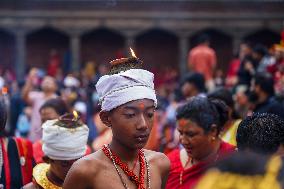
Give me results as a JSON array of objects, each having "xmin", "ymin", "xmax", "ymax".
[{"xmin": 91, "ymin": 166, "xmax": 162, "ymax": 189}]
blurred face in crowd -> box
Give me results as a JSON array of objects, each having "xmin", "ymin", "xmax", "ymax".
[
  {"xmin": 40, "ymin": 107, "xmax": 60, "ymax": 124},
  {"xmin": 41, "ymin": 76, "xmax": 57, "ymax": 93},
  {"xmin": 252, "ymin": 51, "xmax": 262, "ymax": 62},
  {"xmin": 239, "ymin": 43, "xmax": 252, "ymax": 60},
  {"xmin": 177, "ymin": 118, "xmax": 217, "ymax": 161},
  {"xmin": 181, "ymin": 82, "xmax": 196, "ymax": 98}
]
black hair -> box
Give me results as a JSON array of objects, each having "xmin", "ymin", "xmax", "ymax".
[
  {"xmin": 253, "ymin": 44, "xmax": 268, "ymax": 57},
  {"xmin": 197, "ymin": 33, "xmax": 210, "ymax": 44},
  {"xmin": 216, "ymin": 151, "xmax": 267, "ymax": 175},
  {"xmin": 254, "ymin": 73, "xmax": 275, "ymax": 96},
  {"xmin": 197, "ymin": 151, "xmax": 284, "ymax": 189},
  {"xmin": 207, "ymin": 87, "xmax": 240, "ymax": 119},
  {"xmin": 237, "ymin": 113, "xmax": 284, "ymax": 155},
  {"xmin": 181, "ymin": 72, "xmax": 206, "ymax": 92},
  {"xmin": 208, "ymin": 87, "xmax": 234, "ymax": 108},
  {"xmin": 39, "ymin": 98, "xmax": 70, "ymax": 116},
  {"xmin": 176, "ymin": 96, "xmax": 229, "ymax": 134}
]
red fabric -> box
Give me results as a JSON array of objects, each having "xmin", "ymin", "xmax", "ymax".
[
  {"xmin": 188, "ymin": 45, "xmax": 217, "ymax": 81},
  {"xmin": 14, "ymin": 137, "xmax": 33, "ymax": 185},
  {"xmin": 85, "ymin": 145, "xmax": 92, "ymax": 155},
  {"xmin": 47, "ymin": 54, "xmax": 60, "ymax": 77},
  {"xmin": 226, "ymin": 58, "xmax": 241, "ymax": 78},
  {"xmin": 165, "ymin": 141, "xmax": 235, "ymax": 189},
  {"xmin": 33, "ymin": 140, "xmax": 92, "ymax": 164},
  {"xmin": 1, "ymin": 138, "xmax": 11, "ymax": 189},
  {"xmin": 33, "ymin": 140, "xmax": 44, "ymax": 164}
]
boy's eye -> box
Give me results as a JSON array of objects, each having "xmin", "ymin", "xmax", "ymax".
[
  {"xmin": 186, "ymin": 132, "xmax": 197, "ymax": 137},
  {"xmin": 125, "ymin": 113, "xmax": 135, "ymax": 118}
]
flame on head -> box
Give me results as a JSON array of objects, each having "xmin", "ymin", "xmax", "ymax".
[
  {"xmin": 130, "ymin": 47, "xmax": 137, "ymax": 58},
  {"xmin": 73, "ymin": 110, "xmax": 78, "ymax": 120}
]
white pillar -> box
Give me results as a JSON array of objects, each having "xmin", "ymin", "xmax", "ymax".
[
  {"xmin": 70, "ymin": 33, "xmax": 81, "ymax": 72},
  {"xmin": 179, "ymin": 34, "xmax": 189, "ymax": 76}
]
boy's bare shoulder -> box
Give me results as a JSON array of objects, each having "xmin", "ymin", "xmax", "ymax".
[
  {"xmin": 23, "ymin": 183, "xmax": 37, "ymax": 189},
  {"xmin": 143, "ymin": 149, "xmax": 170, "ymax": 168},
  {"xmin": 144, "ymin": 149, "xmax": 168, "ymax": 160},
  {"xmin": 71, "ymin": 149, "xmax": 108, "ymax": 175}
]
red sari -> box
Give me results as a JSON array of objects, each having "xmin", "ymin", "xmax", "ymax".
[{"xmin": 165, "ymin": 141, "xmax": 235, "ymax": 189}]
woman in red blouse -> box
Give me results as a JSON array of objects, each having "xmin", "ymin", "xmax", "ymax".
[{"xmin": 165, "ymin": 96, "xmax": 235, "ymax": 189}]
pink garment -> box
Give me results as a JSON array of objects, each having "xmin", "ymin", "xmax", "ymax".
[
  {"xmin": 188, "ymin": 45, "xmax": 217, "ymax": 81},
  {"xmin": 28, "ymin": 91, "xmax": 57, "ymax": 142}
]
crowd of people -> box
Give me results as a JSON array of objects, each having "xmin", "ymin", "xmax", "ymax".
[{"xmin": 0, "ymin": 31, "xmax": 283, "ymax": 189}]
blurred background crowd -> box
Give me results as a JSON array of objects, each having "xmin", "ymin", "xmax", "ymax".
[
  {"xmin": 0, "ymin": 0, "xmax": 284, "ymax": 154},
  {"xmin": 1, "ymin": 30, "xmax": 284, "ymax": 154},
  {"xmin": 0, "ymin": 1, "xmax": 284, "ymax": 188}
]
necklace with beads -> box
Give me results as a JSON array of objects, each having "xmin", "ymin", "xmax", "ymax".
[
  {"xmin": 179, "ymin": 148, "xmax": 220, "ymax": 186},
  {"xmin": 102, "ymin": 144, "xmax": 151, "ymax": 189},
  {"xmin": 179, "ymin": 157, "xmax": 192, "ymax": 185}
]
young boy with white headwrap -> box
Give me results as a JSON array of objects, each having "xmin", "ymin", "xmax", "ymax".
[
  {"xmin": 23, "ymin": 113, "xmax": 89, "ymax": 189},
  {"xmin": 63, "ymin": 51, "xmax": 170, "ymax": 189}
]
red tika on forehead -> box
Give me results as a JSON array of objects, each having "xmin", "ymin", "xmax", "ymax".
[
  {"xmin": 179, "ymin": 119, "xmax": 188, "ymax": 127},
  {"xmin": 139, "ymin": 103, "xmax": 145, "ymax": 110}
]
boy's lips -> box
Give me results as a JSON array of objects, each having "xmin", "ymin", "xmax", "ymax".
[{"xmin": 135, "ymin": 133, "xmax": 149, "ymax": 142}]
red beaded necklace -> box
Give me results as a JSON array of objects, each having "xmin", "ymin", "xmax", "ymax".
[{"xmin": 102, "ymin": 145, "xmax": 147, "ymax": 189}]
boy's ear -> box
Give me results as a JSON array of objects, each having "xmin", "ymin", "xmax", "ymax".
[{"xmin": 99, "ymin": 111, "xmax": 112, "ymax": 127}]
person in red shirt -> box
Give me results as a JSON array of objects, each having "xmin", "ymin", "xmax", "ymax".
[
  {"xmin": 165, "ymin": 96, "xmax": 235, "ymax": 189},
  {"xmin": 188, "ymin": 34, "xmax": 217, "ymax": 91}
]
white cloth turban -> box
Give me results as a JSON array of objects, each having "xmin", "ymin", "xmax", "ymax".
[
  {"xmin": 96, "ymin": 69, "xmax": 157, "ymax": 111},
  {"xmin": 42, "ymin": 119, "xmax": 89, "ymax": 160}
]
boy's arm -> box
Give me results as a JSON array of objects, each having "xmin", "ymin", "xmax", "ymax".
[
  {"xmin": 63, "ymin": 160, "xmax": 91, "ymax": 189},
  {"xmin": 158, "ymin": 153, "xmax": 171, "ymax": 189}
]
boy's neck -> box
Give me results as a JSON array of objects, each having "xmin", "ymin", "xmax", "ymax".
[
  {"xmin": 46, "ymin": 169, "xmax": 64, "ymax": 187},
  {"xmin": 109, "ymin": 142, "xmax": 140, "ymax": 162}
]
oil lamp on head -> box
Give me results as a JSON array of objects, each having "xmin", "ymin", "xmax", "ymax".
[
  {"xmin": 56, "ymin": 110, "xmax": 82, "ymax": 128},
  {"xmin": 110, "ymin": 48, "xmax": 142, "ymax": 66}
]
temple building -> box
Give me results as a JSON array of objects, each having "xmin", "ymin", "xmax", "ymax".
[{"xmin": 0, "ymin": 0, "xmax": 283, "ymax": 78}]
